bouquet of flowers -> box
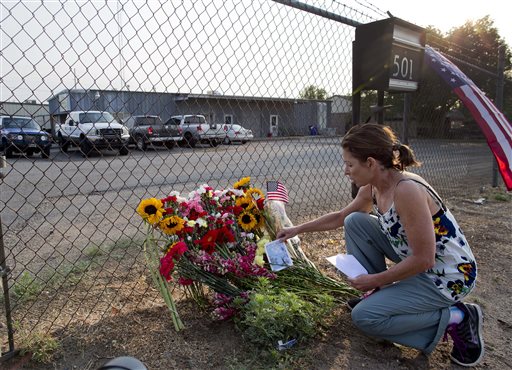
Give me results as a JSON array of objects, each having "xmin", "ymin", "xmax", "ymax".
[{"xmin": 137, "ymin": 177, "xmax": 358, "ymax": 333}]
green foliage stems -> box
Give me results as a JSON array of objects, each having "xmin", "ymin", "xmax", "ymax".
[
  {"xmin": 143, "ymin": 225, "xmax": 184, "ymax": 331},
  {"xmin": 276, "ymin": 259, "xmax": 360, "ymax": 300},
  {"xmin": 176, "ymin": 255, "xmax": 243, "ymax": 296},
  {"xmin": 236, "ymin": 279, "xmax": 335, "ymax": 347}
]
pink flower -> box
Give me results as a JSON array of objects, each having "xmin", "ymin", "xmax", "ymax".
[
  {"xmin": 212, "ymin": 307, "xmax": 238, "ymax": 321},
  {"xmin": 213, "ymin": 293, "xmax": 233, "ymax": 306}
]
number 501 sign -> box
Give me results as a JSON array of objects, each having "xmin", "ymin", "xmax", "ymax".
[
  {"xmin": 393, "ymin": 54, "xmax": 413, "ymax": 79},
  {"xmin": 353, "ymin": 18, "xmax": 425, "ymax": 92},
  {"xmin": 389, "ymin": 42, "xmax": 423, "ymax": 90}
]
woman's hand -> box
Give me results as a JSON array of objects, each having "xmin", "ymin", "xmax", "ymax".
[
  {"xmin": 347, "ymin": 273, "xmax": 380, "ymax": 292},
  {"xmin": 276, "ymin": 226, "xmax": 299, "ymax": 241}
]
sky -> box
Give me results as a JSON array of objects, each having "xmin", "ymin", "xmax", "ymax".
[
  {"xmin": 1, "ymin": 0, "xmax": 510, "ymax": 104},
  {"xmin": 368, "ymin": 0, "xmax": 511, "ymax": 46}
]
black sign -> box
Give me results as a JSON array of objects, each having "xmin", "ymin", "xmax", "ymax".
[{"xmin": 353, "ymin": 18, "xmax": 425, "ymax": 92}]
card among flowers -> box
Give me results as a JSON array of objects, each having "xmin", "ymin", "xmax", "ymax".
[{"xmin": 265, "ymin": 240, "xmax": 293, "ymax": 271}]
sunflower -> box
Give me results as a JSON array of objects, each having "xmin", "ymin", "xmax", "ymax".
[
  {"xmin": 246, "ymin": 187, "xmax": 265, "ymax": 200},
  {"xmin": 237, "ymin": 210, "xmax": 257, "ymax": 231},
  {"xmin": 253, "ymin": 211, "xmax": 265, "ymax": 230},
  {"xmin": 137, "ymin": 198, "xmax": 164, "ymax": 225},
  {"xmin": 159, "ymin": 215, "xmax": 186, "ymax": 235},
  {"xmin": 235, "ymin": 195, "xmax": 255, "ymax": 210},
  {"xmin": 233, "ymin": 176, "xmax": 251, "ymax": 190}
]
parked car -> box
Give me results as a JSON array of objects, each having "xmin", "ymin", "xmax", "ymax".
[
  {"xmin": 0, "ymin": 115, "xmax": 52, "ymax": 158},
  {"xmin": 124, "ymin": 115, "xmax": 182, "ymax": 151},
  {"xmin": 57, "ymin": 111, "xmax": 130, "ymax": 157},
  {"xmin": 222, "ymin": 124, "xmax": 254, "ymax": 144},
  {"xmin": 166, "ymin": 115, "xmax": 223, "ymax": 147}
]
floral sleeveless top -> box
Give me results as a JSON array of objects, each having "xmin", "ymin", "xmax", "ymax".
[{"xmin": 373, "ymin": 179, "xmax": 477, "ymax": 301}]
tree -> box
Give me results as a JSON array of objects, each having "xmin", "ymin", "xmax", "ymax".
[
  {"xmin": 407, "ymin": 27, "xmax": 458, "ymax": 136},
  {"xmin": 299, "ymin": 85, "xmax": 327, "ymax": 100},
  {"xmin": 409, "ymin": 18, "xmax": 512, "ymax": 136},
  {"xmin": 447, "ymin": 16, "xmax": 512, "ymax": 120},
  {"xmin": 447, "ymin": 16, "xmax": 511, "ymax": 97}
]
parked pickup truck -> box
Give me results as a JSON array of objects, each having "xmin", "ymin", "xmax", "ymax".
[
  {"xmin": 165, "ymin": 115, "xmax": 224, "ymax": 147},
  {"xmin": 124, "ymin": 115, "xmax": 182, "ymax": 151},
  {"xmin": 57, "ymin": 111, "xmax": 130, "ymax": 156}
]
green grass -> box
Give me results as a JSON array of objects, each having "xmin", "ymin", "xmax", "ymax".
[
  {"xmin": 2, "ymin": 237, "xmax": 145, "ymax": 306},
  {"xmin": 84, "ymin": 244, "xmax": 103, "ymax": 258},
  {"xmin": 11, "ymin": 271, "xmax": 43, "ymax": 302},
  {"xmin": 103, "ymin": 236, "xmax": 144, "ymax": 261},
  {"xmin": 14, "ymin": 322, "xmax": 60, "ymax": 363},
  {"xmin": 225, "ymin": 344, "xmax": 311, "ymax": 369},
  {"xmin": 483, "ymin": 186, "xmax": 512, "ymax": 202},
  {"xmin": 494, "ymin": 193, "xmax": 511, "ymax": 202}
]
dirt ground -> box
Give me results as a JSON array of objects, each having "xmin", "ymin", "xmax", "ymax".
[{"xmin": 3, "ymin": 186, "xmax": 511, "ymax": 370}]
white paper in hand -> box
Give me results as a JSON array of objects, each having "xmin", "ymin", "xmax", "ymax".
[{"xmin": 326, "ymin": 254, "xmax": 368, "ymax": 278}]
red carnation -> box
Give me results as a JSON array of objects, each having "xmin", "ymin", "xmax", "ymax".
[
  {"xmin": 170, "ymin": 241, "xmax": 188, "ymax": 260},
  {"xmin": 195, "ymin": 229, "xmax": 219, "ymax": 254},
  {"xmin": 217, "ymin": 226, "xmax": 235, "ymax": 243},
  {"xmin": 178, "ymin": 277, "xmax": 194, "ymax": 286},
  {"xmin": 159, "ymin": 253, "xmax": 175, "ymax": 281},
  {"xmin": 232, "ymin": 205, "xmax": 244, "ymax": 216},
  {"xmin": 256, "ymin": 198, "xmax": 265, "ymax": 210}
]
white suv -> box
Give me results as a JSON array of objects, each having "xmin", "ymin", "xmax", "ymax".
[
  {"xmin": 166, "ymin": 115, "xmax": 223, "ymax": 147},
  {"xmin": 57, "ymin": 111, "xmax": 130, "ymax": 156}
]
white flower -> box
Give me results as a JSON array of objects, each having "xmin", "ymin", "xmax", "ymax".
[
  {"xmin": 196, "ymin": 218, "xmax": 208, "ymax": 228},
  {"xmin": 169, "ymin": 190, "xmax": 186, "ymax": 203},
  {"xmin": 186, "ymin": 220, "xmax": 196, "ymax": 227},
  {"xmin": 231, "ymin": 189, "xmax": 245, "ymax": 197},
  {"xmin": 241, "ymin": 232, "xmax": 254, "ymax": 239},
  {"xmin": 196, "ymin": 184, "xmax": 210, "ymax": 195}
]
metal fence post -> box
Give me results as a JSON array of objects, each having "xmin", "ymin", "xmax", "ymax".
[
  {"xmin": 402, "ymin": 93, "xmax": 410, "ymax": 145},
  {"xmin": 0, "ymin": 215, "xmax": 15, "ymax": 359}
]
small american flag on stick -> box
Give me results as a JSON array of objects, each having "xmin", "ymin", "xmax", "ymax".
[{"xmin": 266, "ymin": 180, "xmax": 289, "ymax": 203}]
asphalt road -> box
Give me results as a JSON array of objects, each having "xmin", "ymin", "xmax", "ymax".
[{"xmin": 0, "ymin": 137, "xmax": 494, "ymax": 274}]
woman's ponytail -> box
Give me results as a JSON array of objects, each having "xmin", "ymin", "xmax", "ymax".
[{"xmin": 393, "ymin": 142, "xmax": 420, "ymax": 171}]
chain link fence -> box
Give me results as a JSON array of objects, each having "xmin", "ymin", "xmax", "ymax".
[{"xmin": 0, "ymin": 0, "xmax": 505, "ymax": 360}]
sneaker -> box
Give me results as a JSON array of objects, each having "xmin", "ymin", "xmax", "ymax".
[
  {"xmin": 347, "ymin": 296, "xmax": 363, "ymax": 310},
  {"xmin": 445, "ymin": 303, "xmax": 484, "ymax": 367},
  {"xmin": 346, "ymin": 288, "xmax": 380, "ymax": 311}
]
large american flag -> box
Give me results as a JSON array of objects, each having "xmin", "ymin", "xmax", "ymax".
[
  {"xmin": 266, "ymin": 180, "xmax": 289, "ymax": 203},
  {"xmin": 425, "ymin": 46, "xmax": 512, "ymax": 190}
]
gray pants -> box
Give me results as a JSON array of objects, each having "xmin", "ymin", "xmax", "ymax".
[{"xmin": 344, "ymin": 212, "xmax": 452, "ymax": 354}]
